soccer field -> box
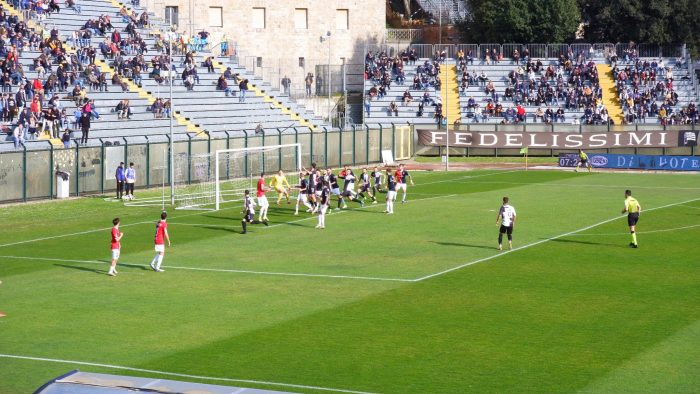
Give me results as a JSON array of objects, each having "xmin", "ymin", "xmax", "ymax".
[{"xmin": 1, "ymin": 169, "xmax": 699, "ymax": 393}]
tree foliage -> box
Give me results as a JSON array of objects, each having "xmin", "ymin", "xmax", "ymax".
[
  {"xmin": 579, "ymin": 0, "xmax": 700, "ymax": 56},
  {"xmin": 455, "ymin": 0, "xmax": 699, "ymax": 56},
  {"xmin": 458, "ymin": 0, "xmax": 580, "ymax": 43}
]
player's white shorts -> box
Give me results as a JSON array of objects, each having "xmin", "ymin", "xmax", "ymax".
[
  {"xmin": 387, "ymin": 190, "xmax": 397, "ymax": 201},
  {"xmin": 111, "ymin": 249, "xmax": 120, "ymax": 260},
  {"xmin": 315, "ymin": 190, "xmax": 322, "ymax": 197},
  {"xmin": 155, "ymin": 244, "xmax": 165, "ymax": 253},
  {"xmin": 297, "ymin": 192, "xmax": 308, "ymax": 203},
  {"xmin": 331, "ymin": 187, "xmax": 341, "ymax": 196},
  {"xmin": 397, "ymin": 183, "xmax": 407, "ymax": 191},
  {"xmin": 257, "ymin": 196, "xmax": 269, "ymax": 208}
]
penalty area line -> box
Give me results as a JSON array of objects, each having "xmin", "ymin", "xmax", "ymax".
[
  {"xmin": 414, "ymin": 196, "xmax": 700, "ymax": 282},
  {"xmin": 0, "ymin": 354, "xmax": 375, "ymax": 394}
]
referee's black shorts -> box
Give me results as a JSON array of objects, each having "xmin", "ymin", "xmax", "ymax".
[
  {"xmin": 628, "ymin": 212, "xmax": 639, "ymax": 226},
  {"xmin": 499, "ymin": 224, "xmax": 513, "ymax": 235}
]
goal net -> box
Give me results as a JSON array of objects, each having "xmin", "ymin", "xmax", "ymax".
[{"xmin": 173, "ymin": 143, "xmax": 302, "ymax": 210}]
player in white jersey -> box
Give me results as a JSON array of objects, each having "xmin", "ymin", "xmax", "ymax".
[
  {"xmin": 496, "ymin": 196, "xmax": 517, "ymax": 250},
  {"xmin": 316, "ymin": 180, "xmax": 330, "ymax": 229},
  {"xmin": 338, "ymin": 167, "xmax": 364, "ymax": 208},
  {"xmin": 384, "ymin": 169, "xmax": 397, "ymax": 214}
]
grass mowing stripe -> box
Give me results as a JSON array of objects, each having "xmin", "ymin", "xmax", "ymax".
[
  {"xmin": 415, "ymin": 196, "xmax": 700, "ymax": 282},
  {"xmin": 0, "ymin": 354, "xmax": 375, "ymax": 394},
  {"xmin": 572, "ymin": 223, "xmax": 700, "ymax": 236},
  {"xmin": 456, "ymin": 180, "xmax": 700, "ymax": 190},
  {"xmin": 0, "ymin": 255, "xmax": 416, "ymax": 282},
  {"xmin": 0, "ymin": 204, "xmax": 241, "ymax": 249}
]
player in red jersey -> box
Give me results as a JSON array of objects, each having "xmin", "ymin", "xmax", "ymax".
[
  {"xmin": 149, "ymin": 211, "xmax": 170, "ymax": 272},
  {"xmin": 108, "ymin": 217, "xmax": 123, "ymax": 276},
  {"xmin": 256, "ymin": 173, "xmax": 270, "ymax": 222}
]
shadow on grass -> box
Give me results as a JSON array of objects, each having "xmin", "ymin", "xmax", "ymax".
[
  {"xmin": 430, "ymin": 241, "xmax": 496, "ymax": 250},
  {"xmin": 549, "ymin": 238, "xmax": 626, "ymax": 248},
  {"xmin": 54, "ymin": 263, "xmax": 104, "ymax": 275}
]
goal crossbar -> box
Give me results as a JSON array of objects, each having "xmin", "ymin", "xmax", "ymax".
[{"xmin": 214, "ymin": 143, "xmax": 302, "ymax": 211}]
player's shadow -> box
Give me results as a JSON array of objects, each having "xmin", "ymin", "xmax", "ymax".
[
  {"xmin": 54, "ymin": 264, "xmax": 104, "ymax": 275},
  {"xmin": 430, "ymin": 241, "xmax": 495, "ymax": 250},
  {"xmin": 548, "ymin": 238, "xmax": 625, "ymax": 248},
  {"xmin": 198, "ymin": 225, "xmax": 241, "ymax": 234}
]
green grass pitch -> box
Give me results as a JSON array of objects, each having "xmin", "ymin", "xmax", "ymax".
[{"xmin": 0, "ymin": 169, "xmax": 699, "ymax": 393}]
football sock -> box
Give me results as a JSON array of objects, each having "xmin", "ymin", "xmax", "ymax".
[
  {"xmin": 338, "ymin": 199, "xmax": 342, "ymax": 208},
  {"xmin": 241, "ymin": 220, "xmax": 247, "ymax": 232},
  {"xmin": 498, "ymin": 233, "xmax": 503, "ymax": 244},
  {"xmin": 631, "ymin": 231, "xmax": 637, "ymax": 245},
  {"xmin": 150, "ymin": 254, "xmax": 158, "ymax": 266},
  {"xmin": 156, "ymin": 254, "xmax": 163, "ymax": 269},
  {"xmin": 507, "ymin": 234, "xmax": 512, "ymax": 241}
]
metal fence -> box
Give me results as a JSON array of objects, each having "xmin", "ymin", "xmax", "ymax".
[
  {"xmin": 0, "ymin": 126, "xmax": 412, "ymax": 203},
  {"xmin": 365, "ymin": 42, "xmax": 687, "ymax": 60}
]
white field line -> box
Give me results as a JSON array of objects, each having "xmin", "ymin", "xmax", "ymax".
[
  {"xmin": 0, "ymin": 255, "xmax": 415, "ymax": 283},
  {"xmin": 0, "ymin": 354, "xmax": 375, "ymax": 394},
  {"xmin": 0, "ymin": 194, "xmax": 458, "ymax": 283},
  {"xmin": 414, "ymin": 197, "xmax": 700, "ymax": 282},
  {"xmin": 680, "ymin": 204, "xmax": 700, "ymax": 210},
  {"xmin": 570, "ymin": 223, "xmax": 700, "ymax": 237}
]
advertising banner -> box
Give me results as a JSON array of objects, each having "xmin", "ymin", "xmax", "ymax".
[
  {"xmin": 558, "ymin": 153, "xmax": 700, "ymax": 171},
  {"xmin": 417, "ymin": 129, "xmax": 691, "ymax": 149}
]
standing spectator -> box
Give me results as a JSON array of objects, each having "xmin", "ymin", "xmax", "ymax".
[
  {"xmin": 115, "ymin": 162, "xmax": 126, "ymax": 199},
  {"xmin": 80, "ymin": 111, "xmax": 90, "ymax": 144},
  {"xmin": 281, "ymin": 75, "xmax": 291, "ymax": 95},
  {"xmin": 125, "ymin": 162, "xmax": 136, "ymax": 200},
  {"xmin": 238, "ymin": 79, "xmax": 249, "ymax": 102},
  {"xmin": 364, "ymin": 95, "xmax": 371, "ymax": 115},
  {"xmin": 305, "ymin": 73, "xmax": 313, "ymax": 96}
]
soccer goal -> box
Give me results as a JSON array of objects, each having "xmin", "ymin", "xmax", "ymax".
[{"xmin": 172, "ymin": 143, "xmax": 303, "ymax": 211}]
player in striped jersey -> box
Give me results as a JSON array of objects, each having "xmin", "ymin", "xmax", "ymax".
[
  {"xmin": 241, "ymin": 189, "xmax": 268, "ymax": 234},
  {"xmin": 395, "ymin": 164, "xmax": 414, "ymax": 203},
  {"xmin": 316, "ymin": 180, "xmax": 330, "ymax": 229},
  {"xmin": 371, "ymin": 166, "xmax": 383, "ymax": 195},
  {"xmin": 357, "ymin": 168, "xmax": 377, "ymax": 204},
  {"xmin": 294, "ymin": 172, "xmax": 313, "ymax": 215},
  {"xmin": 496, "ymin": 197, "xmax": 517, "ymax": 250},
  {"xmin": 338, "ymin": 167, "xmax": 364, "ymax": 208}
]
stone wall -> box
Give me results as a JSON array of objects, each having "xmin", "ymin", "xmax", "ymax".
[{"xmin": 144, "ymin": 0, "xmax": 384, "ymax": 94}]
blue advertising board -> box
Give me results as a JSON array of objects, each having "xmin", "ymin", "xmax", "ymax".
[{"xmin": 559, "ymin": 153, "xmax": 700, "ymax": 171}]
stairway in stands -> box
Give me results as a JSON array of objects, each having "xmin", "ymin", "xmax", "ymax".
[
  {"xmin": 596, "ymin": 64, "xmax": 624, "ymax": 124},
  {"xmin": 439, "ymin": 62, "xmax": 461, "ymax": 123}
]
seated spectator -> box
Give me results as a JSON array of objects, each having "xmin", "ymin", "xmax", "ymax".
[
  {"xmin": 417, "ymin": 102, "xmax": 424, "ymax": 117},
  {"xmin": 151, "ymin": 98, "xmax": 164, "ymax": 118},
  {"xmin": 534, "ymin": 107, "xmax": 545, "ymax": 122},
  {"xmin": 388, "ymin": 101, "xmax": 399, "ymax": 117},
  {"xmin": 217, "ymin": 74, "xmax": 231, "ymax": 96},
  {"xmin": 402, "ymin": 90, "xmax": 413, "ymax": 105},
  {"xmin": 204, "ymin": 57, "xmax": 215, "ymax": 73},
  {"xmin": 115, "ymin": 99, "xmax": 132, "ymax": 119}
]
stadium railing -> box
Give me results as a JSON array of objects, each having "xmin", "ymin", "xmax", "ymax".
[{"xmin": 0, "ymin": 125, "xmax": 408, "ymax": 203}]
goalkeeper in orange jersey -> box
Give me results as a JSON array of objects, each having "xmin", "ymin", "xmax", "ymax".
[{"xmin": 269, "ymin": 170, "xmax": 292, "ymax": 205}]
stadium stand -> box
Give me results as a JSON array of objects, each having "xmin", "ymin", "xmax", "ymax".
[
  {"xmin": 363, "ymin": 45, "xmax": 698, "ymax": 127},
  {"xmin": 0, "ymin": 0, "xmax": 325, "ymax": 151}
]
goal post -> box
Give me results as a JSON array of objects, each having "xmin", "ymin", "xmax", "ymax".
[{"xmin": 214, "ymin": 143, "xmax": 303, "ymax": 210}]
